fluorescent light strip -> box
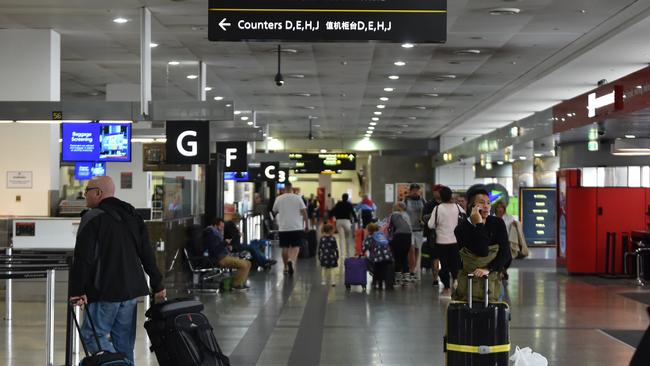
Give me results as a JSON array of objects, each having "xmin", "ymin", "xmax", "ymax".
[
  {"xmin": 16, "ymin": 120, "xmax": 62, "ymax": 124},
  {"xmin": 0, "ymin": 120, "xmax": 15, "ymax": 124}
]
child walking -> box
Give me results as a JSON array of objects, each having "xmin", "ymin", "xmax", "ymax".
[
  {"xmin": 318, "ymin": 224, "xmax": 339, "ymax": 286},
  {"xmin": 362, "ymin": 223, "xmax": 394, "ymax": 290}
]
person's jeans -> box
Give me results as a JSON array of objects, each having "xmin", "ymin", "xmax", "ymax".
[
  {"xmin": 240, "ymin": 243, "xmax": 268, "ymax": 266},
  {"xmin": 336, "ymin": 219, "xmax": 353, "ymax": 249},
  {"xmin": 81, "ymin": 299, "xmax": 138, "ymax": 364},
  {"xmin": 218, "ymin": 255, "xmax": 251, "ymax": 287}
]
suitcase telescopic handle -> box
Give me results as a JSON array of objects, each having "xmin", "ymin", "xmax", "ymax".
[{"xmin": 467, "ymin": 273, "xmax": 490, "ymax": 308}]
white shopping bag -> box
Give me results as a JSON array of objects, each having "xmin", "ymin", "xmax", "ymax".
[{"xmin": 510, "ymin": 346, "xmax": 549, "ymax": 366}]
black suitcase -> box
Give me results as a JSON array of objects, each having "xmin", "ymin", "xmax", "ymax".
[
  {"xmin": 307, "ymin": 229, "xmax": 318, "ymax": 258},
  {"xmin": 444, "ymin": 274, "xmax": 510, "ymax": 366},
  {"xmin": 144, "ymin": 298, "xmax": 230, "ymax": 366},
  {"xmin": 69, "ymin": 305, "xmax": 133, "ymax": 366}
]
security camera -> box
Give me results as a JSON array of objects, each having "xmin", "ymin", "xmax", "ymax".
[
  {"xmin": 598, "ymin": 128, "xmax": 606, "ymax": 136},
  {"xmin": 274, "ymin": 72, "xmax": 284, "ymax": 87},
  {"xmin": 597, "ymin": 79, "xmax": 607, "ymax": 86}
]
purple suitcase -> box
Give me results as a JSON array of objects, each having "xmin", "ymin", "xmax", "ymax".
[{"xmin": 344, "ymin": 257, "xmax": 367, "ymax": 290}]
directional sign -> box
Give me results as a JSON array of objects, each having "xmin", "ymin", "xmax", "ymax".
[{"xmin": 208, "ymin": 0, "xmax": 447, "ymax": 43}]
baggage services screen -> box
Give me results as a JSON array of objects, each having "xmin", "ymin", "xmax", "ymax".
[{"xmin": 62, "ymin": 123, "xmax": 131, "ymax": 162}]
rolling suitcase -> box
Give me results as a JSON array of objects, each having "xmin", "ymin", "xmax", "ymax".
[
  {"xmin": 444, "ymin": 274, "xmax": 510, "ymax": 366},
  {"xmin": 344, "ymin": 257, "xmax": 367, "ymax": 290},
  {"xmin": 144, "ymin": 298, "xmax": 230, "ymax": 366},
  {"xmin": 306, "ymin": 229, "xmax": 318, "ymax": 258},
  {"xmin": 69, "ymin": 305, "xmax": 133, "ymax": 366},
  {"xmin": 354, "ymin": 228, "xmax": 365, "ymax": 256}
]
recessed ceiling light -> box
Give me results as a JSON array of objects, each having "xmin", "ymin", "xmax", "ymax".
[
  {"xmin": 625, "ymin": 135, "xmax": 637, "ymax": 139},
  {"xmin": 376, "ymin": 105, "xmax": 386, "ymax": 109},
  {"xmin": 150, "ymin": 43, "xmax": 159, "ymax": 48},
  {"xmin": 369, "ymin": 122, "xmax": 377, "ymax": 126},
  {"xmin": 186, "ymin": 74, "xmax": 198, "ymax": 79},
  {"xmin": 291, "ymin": 93, "xmax": 312, "ymax": 97},
  {"xmin": 384, "ymin": 87, "xmax": 395, "ymax": 92},
  {"xmin": 288, "ymin": 74, "xmax": 305, "ymax": 79},
  {"xmin": 519, "ymin": 156, "xmax": 527, "ymax": 160},
  {"xmin": 371, "ymin": 117, "xmax": 379, "ymax": 121},
  {"xmin": 247, "ymin": 121, "xmax": 254, "ymax": 126},
  {"xmin": 214, "ymin": 96, "xmax": 223, "ymax": 101},
  {"xmin": 394, "ymin": 61, "xmax": 406, "ymax": 66},
  {"xmin": 415, "ymin": 106, "xmax": 427, "ymax": 110},
  {"xmin": 454, "ymin": 49, "xmax": 481, "ymax": 55},
  {"xmin": 168, "ymin": 61, "xmax": 180, "ymax": 66},
  {"xmin": 374, "ymin": 111, "xmax": 382, "ymax": 116},
  {"xmin": 320, "ymin": 149, "xmax": 327, "ymax": 153},
  {"xmin": 113, "ymin": 17, "xmax": 129, "ymax": 24},
  {"xmin": 205, "ymin": 87, "xmax": 213, "ymax": 91},
  {"xmin": 234, "ymin": 110, "xmax": 242, "ymax": 115},
  {"xmin": 380, "ymin": 97, "xmax": 389, "ymax": 101},
  {"xmin": 489, "ymin": 8, "xmax": 521, "ymax": 15},
  {"xmin": 226, "ymin": 104, "xmax": 232, "ymax": 107},
  {"xmin": 388, "ymin": 75, "xmax": 399, "ymax": 80},
  {"xmin": 368, "ymin": 126, "xmax": 375, "ymax": 130},
  {"xmin": 401, "ymin": 43, "xmax": 415, "ymax": 48},
  {"xmin": 423, "ymin": 93, "xmax": 439, "ymax": 97},
  {"xmin": 241, "ymin": 116, "xmax": 249, "ymax": 121}
]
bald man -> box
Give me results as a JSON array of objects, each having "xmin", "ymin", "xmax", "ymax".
[{"xmin": 69, "ymin": 176, "xmax": 165, "ymax": 364}]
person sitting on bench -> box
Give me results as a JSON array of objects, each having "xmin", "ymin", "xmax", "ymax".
[{"xmin": 204, "ymin": 217, "xmax": 251, "ymax": 291}]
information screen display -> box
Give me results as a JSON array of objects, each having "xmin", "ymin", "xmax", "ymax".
[
  {"xmin": 289, "ymin": 153, "xmax": 355, "ymax": 173},
  {"xmin": 62, "ymin": 123, "xmax": 131, "ymax": 162},
  {"xmin": 224, "ymin": 171, "xmax": 250, "ymax": 181},
  {"xmin": 520, "ymin": 188, "xmax": 557, "ymax": 245},
  {"xmin": 74, "ymin": 162, "xmax": 106, "ymax": 181}
]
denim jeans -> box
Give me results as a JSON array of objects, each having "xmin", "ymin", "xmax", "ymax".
[
  {"xmin": 240, "ymin": 243, "xmax": 268, "ymax": 266},
  {"xmin": 81, "ymin": 299, "xmax": 138, "ymax": 364}
]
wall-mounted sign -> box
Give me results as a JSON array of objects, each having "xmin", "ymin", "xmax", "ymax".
[
  {"xmin": 208, "ymin": 0, "xmax": 447, "ymax": 43},
  {"xmin": 120, "ymin": 172, "xmax": 133, "ymax": 189},
  {"xmin": 520, "ymin": 187, "xmax": 557, "ymax": 245},
  {"xmin": 261, "ymin": 162, "xmax": 288, "ymax": 183},
  {"xmin": 289, "ymin": 153, "xmax": 356, "ymax": 174},
  {"xmin": 165, "ymin": 121, "xmax": 210, "ymax": 164},
  {"xmin": 142, "ymin": 143, "xmax": 191, "ymax": 172},
  {"xmin": 7, "ymin": 171, "xmax": 33, "ymax": 189},
  {"xmin": 217, "ymin": 141, "xmax": 248, "ymax": 172}
]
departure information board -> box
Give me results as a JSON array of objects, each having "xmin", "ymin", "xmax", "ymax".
[
  {"xmin": 520, "ymin": 188, "xmax": 557, "ymax": 245},
  {"xmin": 289, "ymin": 153, "xmax": 356, "ymax": 174}
]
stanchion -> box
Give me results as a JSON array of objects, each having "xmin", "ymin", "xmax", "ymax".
[
  {"xmin": 144, "ymin": 273, "xmax": 151, "ymax": 310},
  {"xmin": 45, "ymin": 269, "xmax": 55, "ymax": 366},
  {"xmin": 4, "ymin": 247, "xmax": 12, "ymax": 321}
]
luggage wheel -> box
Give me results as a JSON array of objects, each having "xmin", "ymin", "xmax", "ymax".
[{"xmin": 345, "ymin": 284, "xmax": 351, "ymax": 290}]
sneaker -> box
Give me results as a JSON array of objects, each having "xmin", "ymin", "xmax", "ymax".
[
  {"xmin": 287, "ymin": 261, "xmax": 294, "ymax": 275},
  {"xmin": 233, "ymin": 285, "xmax": 250, "ymax": 292},
  {"xmin": 432, "ymin": 280, "xmax": 440, "ymax": 287},
  {"xmin": 268, "ymin": 259, "xmax": 278, "ymax": 266}
]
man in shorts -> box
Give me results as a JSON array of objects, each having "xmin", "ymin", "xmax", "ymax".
[
  {"xmin": 403, "ymin": 183, "xmax": 427, "ymax": 281},
  {"xmin": 272, "ymin": 182, "xmax": 309, "ymax": 275}
]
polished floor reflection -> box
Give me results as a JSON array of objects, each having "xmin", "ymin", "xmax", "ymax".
[{"xmin": 0, "ymin": 246, "xmax": 648, "ymax": 365}]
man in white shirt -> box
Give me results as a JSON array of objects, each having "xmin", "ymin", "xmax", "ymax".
[{"xmin": 272, "ymin": 182, "xmax": 309, "ymax": 275}]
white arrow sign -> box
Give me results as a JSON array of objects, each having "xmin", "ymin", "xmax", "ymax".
[
  {"xmin": 219, "ymin": 18, "xmax": 231, "ymax": 31},
  {"xmin": 587, "ymin": 91, "xmax": 615, "ymax": 118}
]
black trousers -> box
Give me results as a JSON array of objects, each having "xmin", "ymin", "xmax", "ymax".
[
  {"xmin": 390, "ymin": 233, "xmax": 412, "ymax": 274},
  {"xmin": 372, "ymin": 261, "xmax": 393, "ymax": 287},
  {"xmin": 437, "ymin": 243, "xmax": 460, "ymax": 289}
]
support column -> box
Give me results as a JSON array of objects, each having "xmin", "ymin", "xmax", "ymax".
[
  {"xmin": 140, "ymin": 7, "xmax": 152, "ymax": 117},
  {"xmin": 0, "ymin": 29, "xmax": 61, "ymax": 216},
  {"xmin": 198, "ymin": 61, "xmax": 207, "ymax": 101}
]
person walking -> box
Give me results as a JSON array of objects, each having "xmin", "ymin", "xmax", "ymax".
[
  {"xmin": 356, "ymin": 194, "xmax": 377, "ymax": 228},
  {"xmin": 318, "ymin": 224, "xmax": 339, "ymax": 286},
  {"xmin": 423, "ymin": 184, "xmax": 444, "ymax": 286},
  {"xmin": 330, "ymin": 193, "xmax": 358, "ymax": 252},
  {"xmin": 272, "ymin": 182, "xmax": 309, "ymax": 275},
  {"xmin": 68, "ymin": 176, "xmax": 166, "ymax": 364},
  {"xmin": 403, "ymin": 183, "xmax": 427, "ymax": 281},
  {"xmin": 388, "ymin": 202, "xmax": 413, "ymax": 286},
  {"xmin": 428, "ymin": 186, "xmax": 465, "ymax": 297}
]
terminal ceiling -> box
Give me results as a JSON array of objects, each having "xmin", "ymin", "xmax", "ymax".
[{"xmin": 1, "ymin": 0, "xmax": 649, "ymax": 142}]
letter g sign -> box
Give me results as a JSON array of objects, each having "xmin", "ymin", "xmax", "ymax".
[
  {"xmin": 177, "ymin": 130, "xmax": 198, "ymax": 157},
  {"xmin": 166, "ymin": 121, "xmax": 209, "ymax": 164}
]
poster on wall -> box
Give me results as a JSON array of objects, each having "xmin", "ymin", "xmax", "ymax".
[
  {"xmin": 7, "ymin": 171, "xmax": 33, "ymax": 189},
  {"xmin": 385, "ymin": 184, "xmax": 394, "ymax": 203},
  {"xmin": 395, "ymin": 182, "xmax": 425, "ymax": 203},
  {"xmin": 120, "ymin": 172, "xmax": 133, "ymax": 189}
]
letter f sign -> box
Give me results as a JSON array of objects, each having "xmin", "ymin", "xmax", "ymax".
[
  {"xmin": 177, "ymin": 130, "xmax": 198, "ymax": 157},
  {"xmin": 226, "ymin": 148, "xmax": 238, "ymax": 168}
]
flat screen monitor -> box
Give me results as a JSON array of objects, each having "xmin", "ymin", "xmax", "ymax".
[
  {"xmin": 62, "ymin": 123, "xmax": 131, "ymax": 162},
  {"xmin": 74, "ymin": 162, "xmax": 106, "ymax": 181},
  {"xmin": 224, "ymin": 171, "xmax": 250, "ymax": 181}
]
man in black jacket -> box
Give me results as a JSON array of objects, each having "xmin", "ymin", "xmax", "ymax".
[
  {"xmin": 69, "ymin": 176, "xmax": 166, "ymax": 364},
  {"xmin": 454, "ymin": 189, "xmax": 511, "ymax": 279}
]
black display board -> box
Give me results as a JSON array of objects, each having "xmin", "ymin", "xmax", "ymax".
[
  {"xmin": 208, "ymin": 0, "xmax": 447, "ymax": 43},
  {"xmin": 290, "ymin": 153, "xmax": 356, "ymax": 174},
  {"xmin": 165, "ymin": 121, "xmax": 210, "ymax": 164},
  {"xmin": 520, "ymin": 188, "xmax": 557, "ymax": 245}
]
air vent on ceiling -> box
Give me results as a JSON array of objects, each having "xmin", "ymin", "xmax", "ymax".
[{"xmin": 489, "ymin": 8, "xmax": 521, "ymax": 15}]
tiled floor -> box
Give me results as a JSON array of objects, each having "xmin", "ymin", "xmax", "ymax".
[{"xmin": 0, "ymin": 245, "xmax": 648, "ymax": 365}]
